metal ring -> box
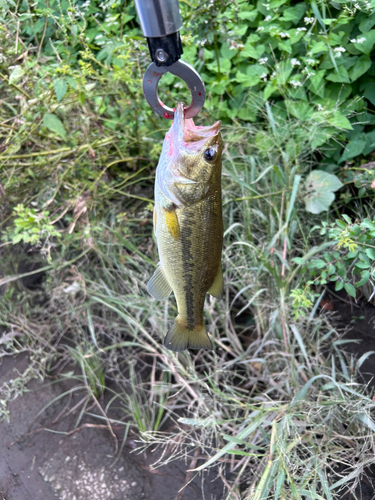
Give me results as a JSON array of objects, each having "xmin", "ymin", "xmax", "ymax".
[{"xmin": 142, "ymin": 60, "xmax": 206, "ymax": 119}]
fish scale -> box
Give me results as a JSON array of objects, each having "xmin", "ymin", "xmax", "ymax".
[{"xmin": 147, "ymin": 102, "xmax": 223, "ymax": 352}]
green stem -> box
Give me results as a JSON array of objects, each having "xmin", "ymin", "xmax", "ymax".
[{"xmin": 0, "ymin": 137, "xmax": 114, "ymax": 160}]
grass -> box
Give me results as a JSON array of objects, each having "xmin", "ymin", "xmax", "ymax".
[
  {"xmin": 2, "ymin": 3, "xmax": 375, "ymax": 498},
  {"xmin": 2, "ymin": 107, "xmax": 375, "ymax": 499}
]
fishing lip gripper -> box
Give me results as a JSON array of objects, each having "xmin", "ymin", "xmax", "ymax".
[{"xmin": 134, "ymin": 0, "xmax": 206, "ymax": 119}]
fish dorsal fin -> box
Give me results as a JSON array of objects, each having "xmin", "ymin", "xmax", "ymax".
[
  {"xmin": 147, "ymin": 265, "xmax": 172, "ymax": 301},
  {"xmin": 208, "ymin": 265, "xmax": 224, "ymax": 300}
]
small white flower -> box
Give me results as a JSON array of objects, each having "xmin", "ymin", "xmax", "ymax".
[
  {"xmin": 229, "ymin": 42, "xmax": 244, "ymax": 50},
  {"xmin": 334, "ymin": 46, "xmax": 346, "ymax": 52},
  {"xmin": 302, "ymin": 68, "xmax": 315, "ymax": 77},
  {"xmin": 297, "ymin": 27, "xmax": 307, "ymax": 32},
  {"xmin": 260, "ymin": 73, "xmax": 267, "ymax": 80},
  {"xmin": 265, "ymin": 15, "xmax": 272, "ymax": 21},
  {"xmin": 290, "ymin": 80, "xmax": 302, "ymax": 87},
  {"xmin": 357, "ymin": 37, "xmax": 366, "ymax": 43},
  {"xmin": 280, "ymin": 32, "xmax": 290, "ymax": 38},
  {"xmin": 95, "ymin": 34, "xmax": 103, "ymax": 39},
  {"xmin": 317, "ymin": 104, "xmax": 323, "ymax": 111},
  {"xmin": 350, "ymin": 38, "xmax": 357, "ymax": 43},
  {"xmin": 259, "ymin": 57, "xmax": 268, "ymax": 65},
  {"xmin": 257, "ymin": 26, "xmax": 265, "ymax": 31},
  {"xmin": 291, "ymin": 58, "xmax": 300, "ymax": 66},
  {"xmin": 304, "ymin": 17, "xmax": 315, "ymax": 24},
  {"xmin": 306, "ymin": 58, "xmax": 315, "ymax": 65},
  {"xmin": 263, "ymin": 2, "xmax": 270, "ymax": 7}
]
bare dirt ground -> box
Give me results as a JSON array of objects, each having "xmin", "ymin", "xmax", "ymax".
[
  {"xmin": 1, "ymin": 287, "xmax": 375, "ymax": 500},
  {"xmin": 0, "ymin": 354, "xmax": 225, "ymax": 500}
]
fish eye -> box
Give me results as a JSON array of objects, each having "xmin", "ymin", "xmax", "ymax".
[{"xmin": 204, "ymin": 148, "xmax": 216, "ymax": 162}]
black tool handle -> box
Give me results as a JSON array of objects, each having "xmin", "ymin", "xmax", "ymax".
[{"xmin": 134, "ymin": 0, "xmax": 183, "ymax": 67}]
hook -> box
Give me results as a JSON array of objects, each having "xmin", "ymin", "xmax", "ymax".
[{"xmin": 142, "ymin": 60, "xmax": 206, "ymax": 120}]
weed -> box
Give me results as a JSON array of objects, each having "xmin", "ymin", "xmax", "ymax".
[{"xmin": 1, "ymin": 1, "xmax": 375, "ymax": 498}]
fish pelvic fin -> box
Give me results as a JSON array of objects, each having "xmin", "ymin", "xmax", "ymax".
[
  {"xmin": 164, "ymin": 318, "xmax": 213, "ymax": 352},
  {"xmin": 208, "ymin": 264, "xmax": 224, "ymax": 300},
  {"xmin": 147, "ymin": 265, "xmax": 172, "ymax": 301}
]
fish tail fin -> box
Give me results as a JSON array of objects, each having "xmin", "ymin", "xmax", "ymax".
[{"xmin": 164, "ymin": 318, "xmax": 213, "ymax": 352}]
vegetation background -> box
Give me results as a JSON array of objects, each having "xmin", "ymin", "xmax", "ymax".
[{"xmin": 1, "ymin": 0, "xmax": 375, "ymax": 498}]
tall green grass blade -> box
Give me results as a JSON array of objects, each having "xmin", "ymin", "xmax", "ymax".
[
  {"xmin": 286, "ymin": 175, "xmax": 301, "ymax": 226},
  {"xmin": 191, "ymin": 412, "xmax": 268, "ymax": 471}
]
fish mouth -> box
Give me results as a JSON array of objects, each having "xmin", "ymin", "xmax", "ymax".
[
  {"xmin": 173, "ymin": 102, "xmax": 221, "ymax": 144},
  {"xmin": 173, "ymin": 169, "xmax": 197, "ymax": 185}
]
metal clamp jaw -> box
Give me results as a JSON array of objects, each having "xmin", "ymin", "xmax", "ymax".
[{"xmin": 134, "ymin": 0, "xmax": 205, "ymax": 120}]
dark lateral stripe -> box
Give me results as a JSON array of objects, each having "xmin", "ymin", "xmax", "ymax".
[{"xmin": 181, "ymin": 222, "xmax": 195, "ymax": 330}]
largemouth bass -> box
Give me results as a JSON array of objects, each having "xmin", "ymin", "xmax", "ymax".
[{"xmin": 148, "ymin": 102, "xmax": 223, "ymax": 352}]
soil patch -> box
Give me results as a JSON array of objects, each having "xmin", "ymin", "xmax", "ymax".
[
  {"xmin": 0, "ymin": 354, "xmax": 225, "ymax": 500},
  {"xmin": 321, "ymin": 288, "xmax": 375, "ymax": 500}
]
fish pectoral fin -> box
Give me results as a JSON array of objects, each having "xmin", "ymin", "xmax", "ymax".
[
  {"xmin": 164, "ymin": 206, "xmax": 180, "ymax": 238},
  {"xmin": 208, "ymin": 264, "xmax": 224, "ymax": 300},
  {"xmin": 164, "ymin": 318, "xmax": 213, "ymax": 352},
  {"xmin": 147, "ymin": 265, "xmax": 172, "ymax": 301},
  {"xmin": 153, "ymin": 206, "xmax": 157, "ymax": 233}
]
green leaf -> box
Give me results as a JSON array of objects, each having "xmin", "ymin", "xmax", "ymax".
[
  {"xmin": 362, "ymin": 219, "xmax": 375, "ymax": 230},
  {"xmin": 276, "ymin": 61, "xmax": 293, "ymax": 85},
  {"xmin": 335, "ymin": 281, "xmax": 344, "ymax": 291},
  {"xmin": 278, "ymin": 41, "xmax": 292, "ymax": 53},
  {"xmin": 326, "ymin": 66, "xmax": 350, "ymax": 84},
  {"xmin": 285, "ymin": 100, "xmax": 314, "ymax": 121},
  {"xmin": 340, "ymin": 137, "xmax": 367, "ymax": 162},
  {"xmin": 327, "ymin": 111, "xmax": 353, "ymax": 130},
  {"xmin": 306, "ymin": 170, "xmax": 343, "ymax": 192},
  {"xmin": 238, "ymin": 10, "xmax": 258, "ymax": 21},
  {"xmin": 365, "ymin": 248, "xmax": 375, "ymax": 260},
  {"xmin": 305, "ymin": 170, "xmax": 343, "ymax": 214},
  {"xmin": 344, "ymin": 282, "xmax": 356, "ymax": 298},
  {"xmin": 309, "ymin": 259, "xmax": 326, "ymax": 269},
  {"xmin": 361, "ymin": 82, "xmax": 375, "ymax": 106},
  {"xmin": 310, "ymin": 41, "xmax": 328, "ymax": 55},
  {"xmin": 9, "ymin": 65, "xmax": 25, "ymax": 85},
  {"xmin": 241, "ymin": 42, "xmax": 265, "ymax": 60},
  {"xmin": 310, "ymin": 70, "xmax": 326, "ymax": 92},
  {"xmin": 328, "ymin": 264, "xmax": 336, "ymax": 274},
  {"xmin": 353, "ymin": 30, "xmax": 375, "ymax": 55},
  {"xmin": 269, "ymin": 0, "xmax": 288, "ymax": 7},
  {"xmin": 264, "ymin": 83, "xmax": 277, "ymax": 100},
  {"xmin": 235, "ymin": 64, "xmax": 267, "ymax": 87},
  {"xmin": 305, "ymin": 190, "xmax": 335, "ymax": 214},
  {"xmin": 53, "ymin": 78, "xmax": 68, "ymax": 102},
  {"xmin": 348, "ymin": 56, "xmax": 371, "ymax": 82},
  {"xmin": 359, "ymin": 14, "xmax": 375, "ymax": 33},
  {"xmin": 355, "ymin": 262, "xmax": 370, "ymax": 269},
  {"xmin": 362, "ymin": 130, "xmax": 375, "ymax": 156},
  {"xmin": 42, "ymin": 112, "xmax": 67, "ymax": 139},
  {"xmin": 280, "ymin": 3, "xmax": 306, "ymax": 23},
  {"xmin": 355, "ymin": 271, "xmax": 371, "ymax": 287}
]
